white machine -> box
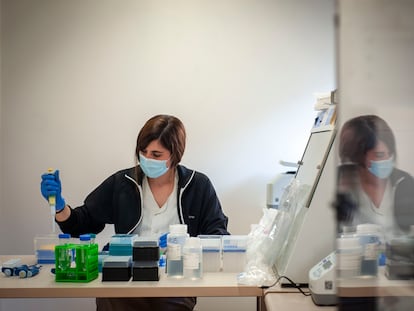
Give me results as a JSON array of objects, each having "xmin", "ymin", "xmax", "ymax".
[
  {"xmin": 266, "ymin": 160, "xmax": 297, "ymax": 209},
  {"xmin": 266, "ymin": 171, "xmax": 295, "ymax": 209},
  {"xmin": 308, "ymin": 252, "xmax": 337, "ymax": 306}
]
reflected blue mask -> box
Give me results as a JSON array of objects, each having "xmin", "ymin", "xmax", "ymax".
[{"xmin": 368, "ymin": 156, "xmax": 394, "ymax": 179}]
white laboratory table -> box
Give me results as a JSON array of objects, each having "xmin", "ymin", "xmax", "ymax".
[
  {"xmin": 263, "ymin": 283, "xmax": 336, "ymax": 311},
  {"xmin": 337, "ymin": 266, "xmax": 414, "ymax": 297},
  {"xmin": 0, "ymin": 255, "xmax": 265, "ymax": 309}
]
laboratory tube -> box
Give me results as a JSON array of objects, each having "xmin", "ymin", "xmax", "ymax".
[
  {"xmin": 57, "ymin": 233, "xmax": 72, "ymax": 270},
  {"xmin": 167, "ymin": 224, "xmax": 189, "ymax": 278},
  {"xmin": 356, "ymin": 224, "xmax": 380, "ymax": 276},
  {"xmin": 183, "ymin": 237, "xmax": 203, "ymax": 279},
  {"xmin": 336, "ymin": 236, "xmax": 362, "ymax": 278}
]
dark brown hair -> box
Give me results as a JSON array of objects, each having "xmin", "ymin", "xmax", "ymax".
[
  {"xmin": 339, "ymin": 115, "xmax": 396, "ymax": 167},
  {"xmin": 135, "ymin": 115, "xmax": 186, "ymax": 167}
]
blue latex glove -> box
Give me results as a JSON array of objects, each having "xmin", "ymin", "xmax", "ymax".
[
  {"xmin": 159, "ymin": 232, "xmax": 168, "ymax": 249},
  {"xmin": 40, "ymin": 170, "xmax": 66, "ymax": 212}
]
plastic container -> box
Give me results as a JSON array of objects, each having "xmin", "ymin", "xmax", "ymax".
[
  {"xmin": 221, "ymin": 235, "xmax": 248, "ymax": 273},
  {"xmin": 336, "ymin": 236, "xmax": 362, "ymax": 278},
  {"xmin": 54, "ymin": 238, "xmax": 99, "ymax": 283},
  {"xmin": 78, "ymin": 234, "xmax": 91, "ymax": 271},
  {"xmin": 34, "ymin": 234, "xmax": 59, "ymax": 264},
  {"xmin": 167, "ymin": 224, "xmax": 189, "ymax": 278},
  {"xmin": 57, "ymin": 233, "xmax": 72, "ymax": 271},
  {"xmin": 109, "ymin": 234, "xmax": 137, "ymax": 256},
  {"xmin": 356, "ymin": 224, "xmax": 380, "ymax": 276},
  {"xmin": 102, "ymin": 256, "xmax": 132, "ymax": 282},
  {"xmin": 183, "ymin": 237, "xmax": 203, "ymax": 279},
  {"xmin": 198, "ymin": 235, "xmax": 222, "ymax": 272}
]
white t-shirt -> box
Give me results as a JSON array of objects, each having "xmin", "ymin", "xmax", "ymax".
[
  {"xmin": 357, "ymin": 180, "xmax": 402, "ymax": 239},
  {"xmin": 133, "ymin": 173, "xmax": 180, "ymax": 238}
]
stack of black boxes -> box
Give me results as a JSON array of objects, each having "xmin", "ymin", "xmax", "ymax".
[{"xmin": 132, "ymin": 238, "xmax": 160, "ymax": 281}]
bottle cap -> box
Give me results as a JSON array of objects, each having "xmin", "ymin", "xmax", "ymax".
[
  {"xmin": 80, "ymin": 234, "xmax": 91, "ymax": 241},
  {"xmin": 58, "ymin": 233, "xmax": 71, "ymax": 239}
]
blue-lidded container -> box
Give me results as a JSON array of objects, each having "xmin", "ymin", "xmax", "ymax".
[{"xmin": 109, "ymin": 234, "xmax": 137, "ymax": 256}]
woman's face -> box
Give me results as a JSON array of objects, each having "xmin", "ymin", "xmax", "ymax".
[
  {"xmin": 140, "ymin": 139, "xmax": 171, "ymax": 162},
  {"xmin": 365, "ymin": 140, "xmax": 392, "ymax": 168}
]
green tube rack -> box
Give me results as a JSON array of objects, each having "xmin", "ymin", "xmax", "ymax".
[{"xmin": 54, "ymin": 243, "xmax": 99, "ymax": 282}]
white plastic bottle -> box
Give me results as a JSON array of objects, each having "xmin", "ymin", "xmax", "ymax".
[
  {"xmin": 183, "ymin": 237, "xmax": 203, "ymax": 279},
  {"xmin": 167, "ymin": 224, "xmax": 188, "ymax": 278}
]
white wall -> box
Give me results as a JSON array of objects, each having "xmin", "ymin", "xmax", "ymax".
[{"xmin": 0, "ymin": 0, "xmax": 335, "ymax": 310}]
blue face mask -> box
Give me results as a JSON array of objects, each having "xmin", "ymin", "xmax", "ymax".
[
  {"xmin": 139, "ymin": 154, "xmax": 169, "ymax": 178},
  {"xmin": 368, "ymin": 157, "xmax": 394, "ymax": 179}
]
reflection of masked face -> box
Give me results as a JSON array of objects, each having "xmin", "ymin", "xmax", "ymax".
[
  {"xmin": 368, "ymin": 157, "xmax": 394, "ymax": 179},
  {"xmin": 139, "ymin": 154, "xmax": 169, "ymax": 178}
]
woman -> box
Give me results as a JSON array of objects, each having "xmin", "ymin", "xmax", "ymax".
[
  {"xmin": 41, "ymin": 114, "xmax": 229, "ymax": 311},
  {"xmin": 337, "ymin": 114, "xmax": 414, "ymax": 238}
]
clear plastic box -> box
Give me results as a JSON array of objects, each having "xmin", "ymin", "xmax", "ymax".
[
  {"xmin": 34, "ymin": 234, "xmax": 59, "ymax": 264},
  {"xmin": 198, "ymin": 235, "xmax": 222, "ymax": 272},
  {"xmin": 221, "ymin": 235, "xmax": 248, "ymax": 273}
]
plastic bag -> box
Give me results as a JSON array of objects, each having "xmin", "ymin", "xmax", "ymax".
[{"xmin": 237, "ymin": 179, "xmax": 310, "ymax": 286}]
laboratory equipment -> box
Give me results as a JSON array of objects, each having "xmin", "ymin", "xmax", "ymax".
[
  {"xmin": 54, "ymin": 236, "xmax": 99, "ymax": 283},
  {"xmin": 102, "ymin": 256, "xmax": 132, "ymax": 282},
  {"xmin": 132, "ymin": 237, "xmax": 160, "ymax": 281},
  {"xmin": 167, "ymin": 224, "xmax": 188, "ymax": 278},
  {"xmin": 336, "ymin": 235, "xmax": 361, "ymax": 278},
  {"xmin": 356, "ymin": 224, "xmax": 380, "ymax": 276},
  {"xmin": 14, "ymin": 264, "xmax": 41, "ymax": 278},
  {"xmin": 274, "ymin": 127, "xmax": 337, "ymax": 286},
  {"xmin": 132, "ymin": 261, "xmax": 159, "ymax": 281},
  {"xmin": 222, "ymin": 235, "xmax": 248, "ymax": 273},
  {"xmin": 183, "ymin": 237, "xmax": 203, "ymax": 279},
  {"xmin": 1, "ymin": 258, "xmax": 22, "ymax": 276},
  {"xmin": 266, "ymin": 171, "xmax": 295, "ymax": 209},
  {"xmin": 57, "ymin": 233, "xmax": 72, "ymax": 270},
  {"xmin": 385, "ymin": 234, "xmax": 414, "ymax": 280},
  {"xmin": 34, "ymin": 234, "xmax": 59, "ymax": 264},
  {"xmin": 133, "ymin": 238, "xmax": 159, "ymax": 262},
  {"xmin": 308, "ymin": 252, "xmax": 337, "ymax": 306},
  {"xmin": 198, "ymin": 235, "xmax": 222, "ymax": 272},
  {"xmin": 109, "ymin": 234, "xmax": 137, "ymax": 256},
  {"xmin": 47, "ymin": 168, "xmax": 56, "ymax": 233}
]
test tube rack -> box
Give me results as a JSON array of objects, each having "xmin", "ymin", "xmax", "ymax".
[{"xmin": 54, "ymin": 243, "xmax": 99, "ymax": 283}]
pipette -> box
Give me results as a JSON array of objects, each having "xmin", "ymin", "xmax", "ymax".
[{"xmin": 47, "ymin": 168, "xmax": 56, "ymax": 233}]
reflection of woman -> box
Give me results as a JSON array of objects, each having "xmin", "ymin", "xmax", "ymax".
[{"xmin": 338, "ymin": 115, "xmax": 414, "ymax": 237}]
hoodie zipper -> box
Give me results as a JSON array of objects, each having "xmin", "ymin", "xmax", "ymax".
[
  {"xmin": 178, "ymin": 170, "xmax": 196, "ymax": 224},
  {"xmin": 125, "ymin": 174, "xmax": 144, "ymax": 234}
]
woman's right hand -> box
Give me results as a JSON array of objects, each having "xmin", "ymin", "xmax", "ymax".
[{"xmin": 40, "ymin": 170, "xmax": 66, "ymax": 212}]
